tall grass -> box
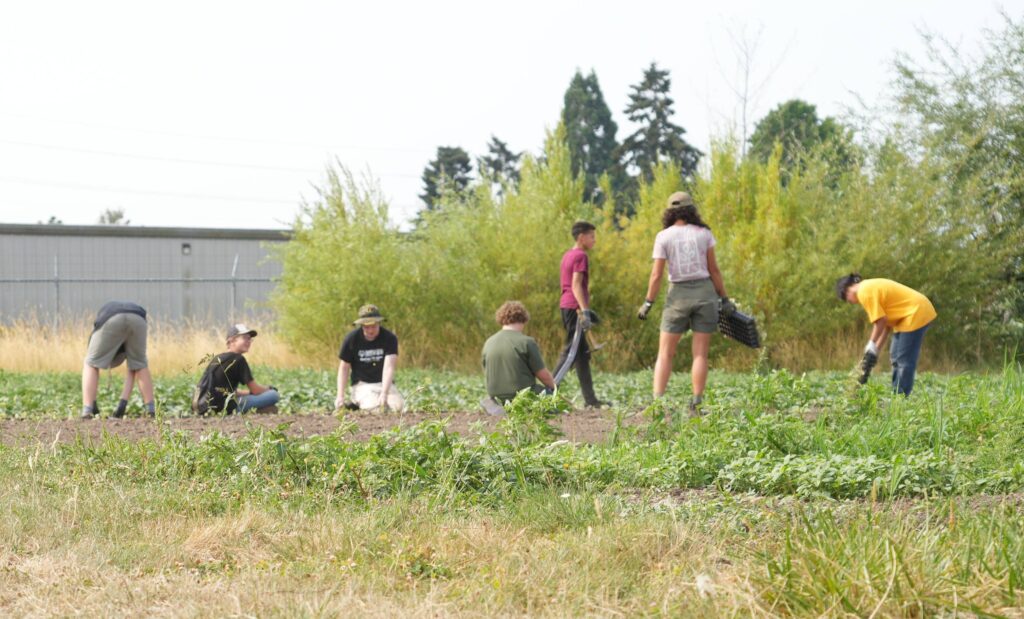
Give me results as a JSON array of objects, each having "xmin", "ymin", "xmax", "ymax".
[{"xmin": 0, "ymin": 317, "xmax": 316, "ymax": 375}]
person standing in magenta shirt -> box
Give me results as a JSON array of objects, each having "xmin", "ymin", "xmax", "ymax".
[
  {"xmin": 553, "ymin": 220, "xmax": 605, "ymax": 408},
  {"xmin": 836, "ymin": 274, "xmax": 937, "ymax": 395}
]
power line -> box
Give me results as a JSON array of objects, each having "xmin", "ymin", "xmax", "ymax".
[
  {"xmin": 0, "ymin": 176, "xmax": 297, "ymax": 205},
  {"xmin": 0, "ymin": 138, "xmax": 320, "ymax": 173},
  {"xmin": 0, "ymin": 138, "xmax": 424, "ymax": 179},
  {"xmin": 0, "ymin": 112, "xmax": 436, "ymax": 154}
]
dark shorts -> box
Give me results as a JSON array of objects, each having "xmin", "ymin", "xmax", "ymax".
[{"xmin": 660, "ymin": 279, "xmax": 719, "ymax": 334}]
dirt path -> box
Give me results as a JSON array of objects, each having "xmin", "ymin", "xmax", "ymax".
[{"xmin": 1, "ymin": 409, "xmax": 647, "ymax": 447}]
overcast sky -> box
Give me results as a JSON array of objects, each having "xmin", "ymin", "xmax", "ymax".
[{"xmin": 0, "ymin": 1, "xmax": 1015, "ymax": 230}]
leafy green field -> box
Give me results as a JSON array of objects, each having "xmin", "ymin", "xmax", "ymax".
[{"xmin": 2, "ymin": 367, "xmax": 1024, "ymax": 616}]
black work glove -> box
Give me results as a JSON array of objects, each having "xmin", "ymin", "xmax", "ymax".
[
  {"xmin": 719, "ymin": 296, "xmax": 737, "ymax": 319},
  {"xmin": 542, "ymin": 386, "xmax": 555, "ymax": 396},
  {"xmin": 344, "ymin": 401, "xmax": 360, "ymax": 411},
  {"xmin": 858, "ymin": 351, "xmax": 878, "ymax": 384},
  {"xmin": 578, "ymin": 309, "xmax": 595, "ymax": 331},
  {"xmin": 637, "ymin": 299, "xmax": 654, "ymax": 320}
]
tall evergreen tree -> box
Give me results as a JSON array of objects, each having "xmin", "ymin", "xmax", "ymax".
[
  {"xmin": 561, "ymin": 69, "xmax": 621, "ymax": 202},
  {"xmin": 419, "ymin": 146, "xmax": 473, "ymax": 210},
  {"xmin": 618, "ymin": 62, "xmax": 702, "ymax": 182},
  {"xmin": 477, "ymin": 135, "xmax": 522, "ymax": 197},
  {"xmin": 748, "ymin": 99, "xmax": 852, "ymax": 170}
]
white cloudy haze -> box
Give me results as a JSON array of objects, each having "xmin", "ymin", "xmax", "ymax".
[{"xmin": 0, "ymin": 1, "xmax": 1014, "ymax": 229}]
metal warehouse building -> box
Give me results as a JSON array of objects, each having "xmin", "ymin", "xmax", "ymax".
[{"xmin": 0, "ymin": 223, "xmax": 289, "ymax": 322}]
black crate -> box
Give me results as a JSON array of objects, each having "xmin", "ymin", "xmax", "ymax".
[{"xmin": 719, "ymin": 309, "xmax": 761, "ymax": 348}]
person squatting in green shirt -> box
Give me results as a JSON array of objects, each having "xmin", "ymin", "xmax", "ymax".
[{"xmin": 481, "ymin": 301, "xmax": 556, "ymax": 404}]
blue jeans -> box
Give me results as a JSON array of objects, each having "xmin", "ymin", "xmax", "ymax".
[
  {"xmin": 890, "ymin": 325, "xmax": 929, "ymax": 396},
  {"xmin": 237, "ymin": 389, "xmax": 280, "ymax": 412}
]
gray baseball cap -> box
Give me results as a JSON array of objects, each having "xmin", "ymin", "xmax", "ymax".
[{"xmin": 226, "ymin": 323, "xmax": 258, "ymax": 341}]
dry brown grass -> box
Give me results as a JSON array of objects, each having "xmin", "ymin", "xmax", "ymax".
[{"xmin": 0, "ymin": 317, "xmax": 318, "ymax": 375}]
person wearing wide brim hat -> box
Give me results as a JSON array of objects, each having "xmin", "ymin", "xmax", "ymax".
[{"xmin": 335, "ymin": 304, "xmax": 405, "ymax": 412}]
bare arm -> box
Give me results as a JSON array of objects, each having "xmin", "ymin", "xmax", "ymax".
[
  {"xmin": 536, "ymin": 368, "xmax": 556, "ymax": 390},
  {"xmin": 335, "ymin": 361, "xmax": 351, "ymax": 407},
  {"xmin": 571, "ymin": 271, "xmax": 589, "ymax": 311},
  {"xmin": 869, "ymin": 318, "xmax": 891, "ymax": 351},
  {"xmin": 244, "ymin": 380, "xmax": 271, "ymax": 396},
  {"xmin": 380, "ymin": 354, "xmax": 397, "ymax": 395},
  {"xmin": 707, "ymin": 248, "xmax": 727, "ymax": 298},
  {"xmin": 644, "ymin": 258, "xmax": 667, "ymax": 302}
]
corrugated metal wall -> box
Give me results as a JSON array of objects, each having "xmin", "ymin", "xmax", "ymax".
[{"xmin": 0, "ymin": 224, "xmax": 287, "ymax": 322}]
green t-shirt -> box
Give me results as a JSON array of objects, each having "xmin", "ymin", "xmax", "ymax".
[{"xmin": 481, "ymin": 329, "xmax": 547, "ymax": 402}]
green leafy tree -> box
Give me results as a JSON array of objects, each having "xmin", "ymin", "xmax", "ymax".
[
  {"xmin": 748, "ymin": 99, "xmax": 854, "ymax": 172},
  {"xmin": 419, "ymin": 146, "xmax": 472, "ymax": 210},
  {"xmin": 890, "ymin": 12, "xmax": 1024, "ymax": 344},
  {"xmin": 477, "ymin": 135, "xmax": 522, "ymax": 197},
  {"xmin": 97, "ymin": 208, "xmax": 130, "ymax": 225},
  {"xmin": 618, "ymin": 62, "xmax": 702, "ymax": 184},
  {"xmin": 561, "ymin": 69, "xmax": 621, "ymax": 203}
]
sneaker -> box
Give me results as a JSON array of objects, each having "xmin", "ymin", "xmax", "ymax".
[
  {"xmin": 80, "ymin": 409, "xmax": 94, "ymax": 420},
  {"xmin": 81, "ymin": 403, "xmax": 98, "ymax": 420},
  {"xmin": 112, "ymin": 400, "xmax": 128, "ymax": 419},
  {"xmin": 583, "ymin": 400, "xmax": 610, "ymax": 409},
  {"xmin": 255, "ymin": 404, "xmax": 279, "ymax": 415}
]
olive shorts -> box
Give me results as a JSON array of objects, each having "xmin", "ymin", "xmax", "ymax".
[
  {"xmin": 660, "ymin": 279, "xmax": 719, "ymax": 334},
  {"xmin": 85, "ymin": 313, "xmax": 149, "ymax": 370}
]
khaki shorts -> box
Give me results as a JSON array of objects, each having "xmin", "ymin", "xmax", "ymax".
[
  {"xmin": 660, "ymin": 279, "xmax": 719, "ymax": 334},
  {"xmin": 85, "ymin": 313, "xmax": 148, "ymax": 370},
  {"xmin": 352, "ymin": 382, "xmax": 405, "ymax": 412}
]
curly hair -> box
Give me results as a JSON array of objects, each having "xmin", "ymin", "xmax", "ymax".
[
  {"xmin": 495, "ymin": 301, "xmax": 530, "ymax": 325},
  {"xmin": 662, "ymin": 204, "xmax": 710, "ymax": 230}
]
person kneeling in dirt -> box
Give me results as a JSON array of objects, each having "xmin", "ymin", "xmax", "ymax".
[
  {"xmin": 481, "ymin": 301, "xmax": 556, "ymax": 409},
  {"xmin": 82, "ymin": 301, "xmax": 156, "ymax": 419},
  {"xmin": 836, "ymin": 274, "xmax": 937, "ymax": 396},
  {"xmin": 193, "ymin": 324, "xmax": 280, "ymax": 414},
  {"xmin": 335, "ymin": 305, "xmax": 405, "ymax": 412}
]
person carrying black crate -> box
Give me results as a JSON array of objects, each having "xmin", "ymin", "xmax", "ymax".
[{"xmin": 636, "ymin": 192, "xmax": 735, "ymax": 416}]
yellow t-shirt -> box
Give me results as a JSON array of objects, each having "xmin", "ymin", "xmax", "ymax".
[{"xmin": 857, "ymin": 279, "xmax": 936, "ymax": 332}]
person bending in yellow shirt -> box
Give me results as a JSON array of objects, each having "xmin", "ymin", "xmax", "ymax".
[{"xmin": 836, "ymin": 274, "xmax": 937, "ymax": 396}]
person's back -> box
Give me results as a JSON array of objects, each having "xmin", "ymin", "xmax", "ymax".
[
  {"xmin": 856, "ymin": 278, "xmax": 936, "ymax": 332},
  {"xmin": 482, "ymin": 329, "xmax": 547, "ymax": 402},
  {"xmin": 653, "ymin": 224, "xmax": 715, "ymax": 282}
]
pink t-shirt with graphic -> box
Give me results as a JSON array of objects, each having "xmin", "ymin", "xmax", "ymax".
[
  {"xmin": 652, "ymin": 224, "xmax": 716, "ymax": 282},
  {"xmin": 559, "ymin": 248, "xmax": 589, "ymax": 309}
]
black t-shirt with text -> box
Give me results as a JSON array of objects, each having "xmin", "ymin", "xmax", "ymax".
[
  {"xmin": 203, "ymin": 352, "xmax": 254, "ymax": 412},
  {"xmin": 338, "ymin": 327, "xmax": 399, "ymax": 385}
]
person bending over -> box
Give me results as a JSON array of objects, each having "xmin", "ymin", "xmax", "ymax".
[
  {"xmin": 81, "ymin": 301, "xmax": 155, "ymax": 419},
  {"xmin": 335, "ymin": 305, "xmax": 405, "ymax": 412},
  {"xmin": 836, "ymin": 274, "xmax": 936, "ymax": 396}
]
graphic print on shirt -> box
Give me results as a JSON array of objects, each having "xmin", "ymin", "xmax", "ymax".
[
  {"xmin": 670, "ymin": 236, "xmax": 702, "ymax": 277},
  {"xmin": 358, "ymin": 347, "xmax": 385, "ymax": 366}
]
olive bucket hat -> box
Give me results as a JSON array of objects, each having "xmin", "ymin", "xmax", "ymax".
[{"xmin": 353, "ymin": 304, "xmax": 386, "ymax": 325}]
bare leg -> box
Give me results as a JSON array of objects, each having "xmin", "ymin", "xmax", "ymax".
[
  {"xmin": 653, "ymin": 332, "xmax": 683, "ymax": 397},
  {"xmin": 120, "ymin": 367, "xmax": 136, "ymax": 401},
  {"xmin": 135, "ymin": 367, "xmax": 155, "ymax": 404},
  {"xmin": 82, "ymin": 363, "xmax": 100, "ymax": 406},
  {"xmin": 691, "ymin": 332, "xmax": 712, "ymax": 396}
]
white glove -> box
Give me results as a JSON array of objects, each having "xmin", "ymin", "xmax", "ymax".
[{"xmin": 865, "ymin": 340, "xmax": 879, "ymax": 356}]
